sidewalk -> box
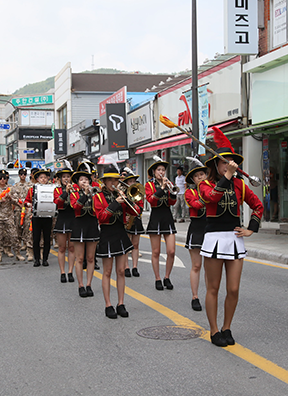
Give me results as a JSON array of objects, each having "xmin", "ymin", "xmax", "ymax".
[{"xmin": 141, "ymin": 212, "xmax": 288, "ymax": 265}]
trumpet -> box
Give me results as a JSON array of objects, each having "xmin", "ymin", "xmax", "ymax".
[{"xmin": 160, "ymin": 176, "xmax": 180, "ymax": 194}]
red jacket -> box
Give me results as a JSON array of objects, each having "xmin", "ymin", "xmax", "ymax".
[
  {"xmin": 54, "ymin": 186, "xmax": 71, "ymax": 210},
  {"xmin": 70, "ymin": 189, "xmax": 95, "ymax": 218},
  {"xmin": 93, "ymin": 190, "xmax": 141, "ymax": 226},
  {"xmin": 184, "ymin": 188, "xmax": 206, "ymax": 218},
  {"xmin": 145, "ymin": 180, "xmax": 177, "ymax": 208},
  {"xmin": 198, "ymin": 176, "xmax": 263, "ymax": 231}
]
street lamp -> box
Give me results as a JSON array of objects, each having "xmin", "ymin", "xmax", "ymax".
[{"xmin": 191, "ymin": 0, "xmax": 199, "ymax": 154}]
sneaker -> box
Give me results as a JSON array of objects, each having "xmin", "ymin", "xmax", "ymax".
[
  {"xmin": 211, "ymin": 331, "xmax": 228, "ymax": 347},
  {"xmin": 105, "ymin": 306, "xmax": 117, "ymax": 319},
  {"xmin": 163, "ymin": 278, "xmax": 174, "ymax": 290},
  {"xmin": 79, "ymin": 287, "xmax": 87, "ymax": 298},
  {"xmin": 60, "ymin": 274, "xmax": 67, "ymax": 283},
  {"xmin": 125, "ymin": 268, "xmax": 131, "ymax": 277},
  {"xmin": 155, "ymin": 280, "xmax": 164, "ymax": 290},
  {"xmin": 221, "ymin": 329, "xmax": 235, "ymax": 345},
  {"xmin": 132, "ymin": 268, "xmax": 140, "ymax": 277},
  {"xmin": 68, "ymin": 273, "xmax": 74, "ymax": 282},
  {"xmin": 191, "ymin": 298, "xmax": 202, "ymax": 311},
  {"xmin": 86, "ymin": 285, "xmax": 94, "ymax": 297},
  {"xmin": 116, "ymin": 304, "xmax": 129, "ymax": 317}
]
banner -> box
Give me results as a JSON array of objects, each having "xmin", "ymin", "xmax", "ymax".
[{"xmin": 184, "ymin": 85, "xmax": 209, "ymax": 155}]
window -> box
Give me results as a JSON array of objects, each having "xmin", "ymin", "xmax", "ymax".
[
  {"xmin": 27, "ymin": 142, "xmax": 48, "ymax": 159},
  {"xmin": 58, "ymin": 105, "xmax": 67, "ymax": 129}
]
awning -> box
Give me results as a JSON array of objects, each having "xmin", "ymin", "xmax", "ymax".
[
  {"xmin": 135, "ymin": 120, "xmax": 238, "ymax": 154},
  {"xmin": 225, "ymin": 117, "xmax": 288, "ymax": 137},
  {"xmin": 97, "ymin": 152, "xmax": 125, "ymax": 165}
]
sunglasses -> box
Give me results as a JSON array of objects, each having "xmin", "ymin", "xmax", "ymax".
[{"xmin": 0, "ymin": 176, "xmax": 7, "ymax": 180}]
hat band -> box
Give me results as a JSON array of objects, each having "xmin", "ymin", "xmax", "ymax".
[{"xmin": 101, "ymin": 173, "xmax": 120, "ymax": 178}]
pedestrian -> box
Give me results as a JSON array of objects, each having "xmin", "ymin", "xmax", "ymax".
[
  {"xmin": 184, "ymin": 158, "xmax": 207, "ymax": 311},
  {"xmin": 93, "ymin": 164, "xmax": 141, "ymax": 319},
  {"xmin": 198, "ymin": 127, "xmax": 264, "ymax": 347},
  {"xmin": 70, "ymin": 166, "xmax": 99, "ymax": 297},
  {"xmin": 53, "ymin": 167, "xmax": 75, "ymax": 283},
  {"xmin": 145, "ymin": 155, "xmax": 177, "ymax": 290},
  {"xmin": 173, "ymin": 166, "xmax": 187, "ymax": 223}
]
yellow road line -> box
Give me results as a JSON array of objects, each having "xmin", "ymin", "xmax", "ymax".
[{"xmin": 51, "ymin": 249, "xmax": 288, "ymax": 384}]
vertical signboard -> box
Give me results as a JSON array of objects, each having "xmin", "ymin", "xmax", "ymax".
[
  {"xmin": 54, "ymin": 129, "xmax": 67, "ymax": 155},
  {"xmin": 127, "ymin": 102, "xmax": 153, "ymax": 147},
  {"xmin": 224, "ymin": 0, "xmax": 258, "ymax": 55},
  {"xmin": 106, "ymin": 103, "xmax": 127, "ymax": 152}
]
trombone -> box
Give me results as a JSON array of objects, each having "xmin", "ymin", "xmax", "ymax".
[
  {"xmin": 112, "ymin": 185, "xmax": 140, "ymax": 217},
  {"xmin": 118, "ymin": 180, "xmax": 145, "ymax": 202}
]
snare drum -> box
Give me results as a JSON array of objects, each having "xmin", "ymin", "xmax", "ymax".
[{"xmin": 33, "ymin": 184, "xmax": 57, "ymax": 217}]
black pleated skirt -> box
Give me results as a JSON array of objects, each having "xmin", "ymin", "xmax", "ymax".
[
  {"xmin": 126, "ymin": 216, "xmax": 145, "ymax": 235},
  {"xmin": 185, "ymin": 216, "xmax": 206, "ymax": 250},
  {"xmin": 54, "ymin": 207, "xmax": 75, "ymax": 234},
  {"xmin": 96, "ymin": 220, "xmax": 133, "ymax": 258},
  {"xmin": 70, "ymin": 213, "xmax": 100, "ymax": 242},
  {"xmin": 146, "ymin": 205, "xmax": 176, "ymax": 235}
]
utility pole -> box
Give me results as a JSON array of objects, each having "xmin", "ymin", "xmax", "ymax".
[{"xmin": 191, "ymin": 0, "xmax": 199, "ymax": 154}]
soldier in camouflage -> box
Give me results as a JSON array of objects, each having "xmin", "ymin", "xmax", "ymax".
[
  {"xmin": 11, "ymin": 168, "xmax": 33, "ymax": 261},
  {"xmin": 0, "ymin": 170, "xmax": 25, "ymax": 262}
]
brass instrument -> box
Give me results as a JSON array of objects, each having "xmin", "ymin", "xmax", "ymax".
[
  {"xmin": 160, "ymin": 176, "xmax": 180, "ymax": 194},
  {"xmin": 89, "ymin": 186, "xmax": 102, "ymax": 195},
  {"xmin": 112, "ymin": 185, "xmax": 140, "ymax": 217}
]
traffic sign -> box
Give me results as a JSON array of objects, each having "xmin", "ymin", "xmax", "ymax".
[
  {"xmin": 0, "ymin": 124, "xmax": 10, "ymax": 130},
  {"xmin": 23, "ymin": 150, "xmax": 35, "ymax": 154}
]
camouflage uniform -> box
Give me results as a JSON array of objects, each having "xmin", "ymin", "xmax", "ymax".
[
  {"xmin": 0, "ymin": 185, "xmax": 22, "ymax": 259},
  {"xmin": 11, "ymin": 180, "xmax": 32, "ymax": 250}
]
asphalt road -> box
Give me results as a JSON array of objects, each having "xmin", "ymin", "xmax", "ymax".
[{"xmin": 0, "ymin": 236, "xmax": 288, "ymax": 396}]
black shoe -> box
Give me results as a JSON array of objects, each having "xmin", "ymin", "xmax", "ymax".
[
  {"xmin": 105, "ymin": 306, "xmax": 117, "ymax": 319},
  {"xmin": 163, "ymin": 278, "xmax": 173, "ymax": 290},
  {"xmin": 68, "ymin": 273, "xmax": 74, "ymax": 282},
  {"xmin": 86, "ymin": 285, "xmax": 94, "ymax": 297},
  {"xmin": 132, "ymin": 268, "xmax": 140, "ymax": 277},
  {"xmin": 33, "ymin": 260, "xmax": 40, "ymax": 267},
  {"xmin": 79, "ymin": 287, "xmax": 87, "ymax": 298},
  {"xmin": 94, "ymin": 263, "xmax": 100, "ymax": 270},
  {"xmin": 211, "ymin": 331, "xmax": 228, "ymax": 347},
  {"xmin": 42, "ymin": 260, "xmax": 49, "ymax": 267},
  {"xmin": 221, "ymin": 328, "xmax": 235, "ymax": 345},
  {"xmin": 125, "ymin": 268, "xmax": 131, "ymax": 277},
  {"xmin": 191, "ymin": 298, "xmax": 202, "ymax": 311},
  {"xmin": 116, "ymin": 304, "xmax": 129, "ymax": 317},
  {"xmin": 83, "ymin": 260, "xmax": 87, "ymax": 270},
  {"xmin": 155, "ymin": 280, "xmax": 164, "ymax": 290},
  {"xmin": 60, "ymin": 274, "xmax": 67, "ymax": 283}
]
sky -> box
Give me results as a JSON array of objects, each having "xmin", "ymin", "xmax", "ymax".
[{"xmin": 0, "ymin": 0, "xmax": 224, "ymax": 94}]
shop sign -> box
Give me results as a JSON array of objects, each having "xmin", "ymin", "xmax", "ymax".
[
  {"xmin": 118, "ymin": 150, "xmax": 129, "ymax": 160},
  {"xmin": 127, "ymin": 102, "xmax": 152, "ymax": 147},
  {"xmin": 19, "ymin": 129, "xmax": 53, "ymax": 140},
  {"xmin": 273, "ymin": 0, "xmax": 287, "ymax": 48},
  {"xmin": 54, "ymin": 129, "xmax": 67, "ymax": 155},
  {"xmin": 281, "ymin": 141, "xmax": 287, "ymax": 148},
  {"xmin": 106, "ymin": 103, "xmax": 127, "ymax": 152},
  {"xmin": 12, "ymin": 95, "xmax": 53, "ymax": 107},
  {"xmin": 99, "ymin": 86, "xmax": 126, "ymax": 117},
  {"xmin": 224, "ymin": 0, "xmax": 258, "ymax": 55}
]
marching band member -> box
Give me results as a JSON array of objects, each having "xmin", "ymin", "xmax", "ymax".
[
  {"xmin": 70, "ymin": 167, "xmax": 99, "ymax": 298},
  {"xmin": 122, "ymin": 168, "xmax": 145, "ymax": 278},
  {"xmin": 53, "ymin": 167, "xmax": 75, "ymax": 283},
  {"xmin": 93, "ymin": 165, "xmax": 141, "ymax": 319},
  {"xmin": 24, "ymin": 169, "xmax": 52, "ymax": 267},
  {"xmin": 145, "ymin": 156, "xmax": 177, "ymax": 291},
  {"xmin": 198, "ymin": 127, "xmax": 264, "ymax": 347},
  {"xmin": 184, "ymin": 158, "xmax": 207, "ymax": 311}
]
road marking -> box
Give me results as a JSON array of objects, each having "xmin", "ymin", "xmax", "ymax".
[
  {"xmin": 129, "ymin": 250, "xmax": 185, "ymax": 268},
  {"xmin": 50, "ymin": 249, "xmax": 288, "ymax": 384}
]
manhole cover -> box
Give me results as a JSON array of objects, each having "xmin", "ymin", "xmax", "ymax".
[{"xmin": 136, "ymin": 325, "xmax": 203, "ymax": 340}]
